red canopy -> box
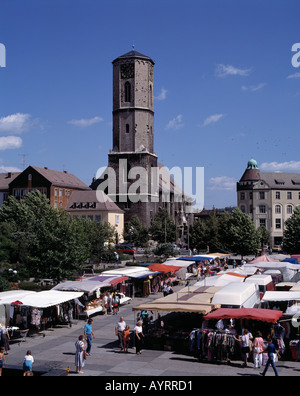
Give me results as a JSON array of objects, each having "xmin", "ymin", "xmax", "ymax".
[
  {"xmin": 109, "ymin": 276, "xmax": 128, "ymax": 286},
  {"xmin": 148, "ymin": 264, "xmax": 182, "ymax": 273},
  {"xmin": 204, "ymin": 308, "xmax": 282, "ymax": 324}
]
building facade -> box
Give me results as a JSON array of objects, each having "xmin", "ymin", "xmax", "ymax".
[
  {"xmin": 237, "ymin": 159, "xmax": 300, "ymax": 249},
  {"xmin": 91, "ymin": 49, "xmax": 193, "ymax": 237},
  {"xmin": 9, "ymin": 166, "xmax": 90, "ymax": 210},
  {"xmin": 65, "ymin": 190, "xmax": 124, "ymax": 243}
]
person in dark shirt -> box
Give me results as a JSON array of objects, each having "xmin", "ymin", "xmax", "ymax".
[{"xmin": 260, "ymin": 338, "xmax": 280, "ymax": 376}]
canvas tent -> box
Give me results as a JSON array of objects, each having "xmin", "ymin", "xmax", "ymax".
[
  {"xmin": 193, "ymin": 273, "xmax": 245, "ymax": 288},
  {"xmin": 8, "ymin": 290, "xmax": 84, "ymax": 308},
  {"xmin": 244, "ymin": 262, "xmax": 300, "ymax": 282},
  {"xmin": 204, "ymin": 308, "xmax": 283, "ymax": 324},
  {"xmin": 133, "ymin": 288, "xmax": 220, "ymax": 314}
]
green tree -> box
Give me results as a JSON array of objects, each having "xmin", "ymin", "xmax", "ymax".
[
  {"xmin": 124, "ymin": 215, "xmax": 149, "ymax": 246},
  {"xmin": 0, "ymin": 192, "xmax": 92, "ymax": 281},
  {"xmin": 189, "ymin": 220, "xmax": 206, "ymax": 252},
  {"xmin": 257, "ymin": 225, "xmax": 270, "ymax": 247},
  {"xmin": 149, "ymin": 208, "xmax": 176, "ymax": 243},
  {"xmin": 283, "ymin": 206, "xmax": 300, "ymax": 254},
  {"xmin": 223, "ymin": 208, "xmax": 260, "ymax": 257}
]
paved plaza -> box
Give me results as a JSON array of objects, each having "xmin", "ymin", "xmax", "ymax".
[{"xmin": 3, "ymin": 284, "xmax": 300, "ymax": 378}]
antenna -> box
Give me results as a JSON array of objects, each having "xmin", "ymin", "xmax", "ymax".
[{"xmin": 19, "ymin": 154, "xmax": 28, "ymax": 170}]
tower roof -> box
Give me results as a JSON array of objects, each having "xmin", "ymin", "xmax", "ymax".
[
  {"xmin": 239, "ymin": 158, "xmax": 260, "ymax": 182},
  {"xmin": 112, "ymin": 50, "xmax": 155, "ymax": 65}
]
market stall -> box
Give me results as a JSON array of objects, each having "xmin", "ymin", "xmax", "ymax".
[
  {"xmin": 7, "ymin": 290, "xmax": 84, "ymax": 331},
  {"xmin": 102, "ymin": 267, "xmax": 161, "ymax": 297},
  {"xmin": 211, "ymin": 282, "xmax": 260, "ymax": 309}
]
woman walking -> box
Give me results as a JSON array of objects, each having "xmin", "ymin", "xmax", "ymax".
[
  {"xmin": 134, "ymin": 320, "xmax": 144, "ymax": 355},
  {"xmin": 253, "ymin": 331, "xmax": 264, "ymax": 369},
  {"xmin": 75, "ymin": 335, "xmax": 86, "ymax": 374}
]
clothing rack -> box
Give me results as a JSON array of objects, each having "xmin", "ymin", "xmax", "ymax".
[{"xmin": 189, "ymin": 328, "xmax": 236, "ymax": 362}]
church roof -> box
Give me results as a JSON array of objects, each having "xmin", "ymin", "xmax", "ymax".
[{"xmin": 112, "ymin": 50, "xmax": 155, "ymax": 65}]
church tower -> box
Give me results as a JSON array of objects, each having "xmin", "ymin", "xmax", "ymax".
[{"xmin": 107, "ymin": 49, "xmax": 159, "ymax": 227}]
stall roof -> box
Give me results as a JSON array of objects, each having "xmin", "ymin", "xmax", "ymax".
[
  {"xmin": 193, "ymin": 273, "xmax": 245, "ymax": 288},
  {"xmin": 211, "ymin": 282, "xmax": 258, "ymax": 306},
  {"xmin": 261, "ymin": 291, "xmax": 300, "ymax": 302},
  {"xmin": 0, "ymin": 290, "xmax": 37, "ymax": 305},
  {"xmin": 204, "ymin": 308, "xmax": 283, "ymax": 323},
  {"xmin": 245, "ymin": 275, "xmax": 273, "ymax": 286},
  {"xmin": 179, "ymin": 255, "xmax": 215, "ymax": 262},
  {"xmin": 164, "ymin": 259, "xmax": 195, "ymax": 268},
  {"xmin": 87, "ymin": 275, "xmax": 128, "ymax": 286},
  {"xmin": 102, "ymin": 267, "xmax": 160, "ymax": 279},
  {"xmin": 148, "ymin": 264, "xmax": 182, "ymax": 273},
  {"xmin": 10, "ymin": 290, "xmax": 84, "ymax": 308},
  {"xmin": 53, "ymin": 280, "xmax": 105, "ymax": 293},
  {"xmin": 132, "ymin": 290, "xmax": 220, "ymax": 313}
]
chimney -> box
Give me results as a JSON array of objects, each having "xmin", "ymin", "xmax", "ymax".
[{"xmin": 28, "ymin": 174, "xmax": 32, "ymax": 192}]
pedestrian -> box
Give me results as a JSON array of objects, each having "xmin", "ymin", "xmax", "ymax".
[
  {"xmin": 23, "ymin": 350, "xmax": 34, "ymax": 376},
  {"xmin": 0, "ymin": 324, "xmax": 10, "ymax": 355},
  {"xmin": 84, "ymin": 319, "xmax": 95, "ymax": 356},
  {"xmin": 0, "ymin": 347, "xmax": 5, "ymax": 376},
  {"xmin": 112, "ymin": 293, "xmax": 120, "ymax": 315},
  {"xmin": 134, "ymin": 320, "xmax": 144, "ymax": 355},
  {"xmin": 75, "ymin": 335, "xmax": 86, "ymax": 374},
  {"xmin": 107, "ymin": 293, "xmax": 113, "ymax": 314},
  {"xmin": 260, "ymin": 338, "xmax": 280, "ymax": 376},
  {"xmin": 253, "ymin": 331, "xmax": 264, "ymax": 369},
  {"xmin": 122, "ymin": 325, "xmax": 130, "ymax": 353},
  {"xmin": 115, "ymin": 316, "xmax": 126, "ymax": 351},
  {"xmin": 234, "ymin": 329, "xmax": 253, "ymax": 367}
]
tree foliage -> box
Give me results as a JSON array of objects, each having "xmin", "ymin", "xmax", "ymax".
[
  {"xmin": 149, "ymin": 208, "xmax": 176, "ymax": 243},
  {"xmin": 0, "ymin": 192, "xmax": 114, "ymax": 281},
  {"xmin": 283, "ymin": 206, "xmax": 300, "ymax": 254}
]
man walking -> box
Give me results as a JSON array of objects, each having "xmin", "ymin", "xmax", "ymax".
[
  {"xmin": 260, "ymin": 338, "xmax": 280, "ymax": 376},
  {"xmin": 84, "ymin": 319, "xmax": 95, "ymax": 356},
  {"xmin": 115, "ymin": 316, "xmax": 126, "ymax": 351}
]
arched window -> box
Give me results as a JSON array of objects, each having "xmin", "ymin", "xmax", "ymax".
[
  {"xmin": 275, "ymin": 205, "xmax": 281, "ymax": 214},
  {"xmin": 287, "ymin": 205, "xmax": 293, "ymax": 214},
  {"xmin": 125, "ymin": 82, "xmax": 131, "ymax": 102}
]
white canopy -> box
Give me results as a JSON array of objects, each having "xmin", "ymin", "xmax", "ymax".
[
  {"xmin": 164, "ymin": 259, "xmax": 196, "ymax": 268},
  {"xmin": 261, "ymin": 291, "xmax": 300, "ymax": 302},
  {"xmin": 245, "ymin": 275, "xmax": 273, "ymax": 286},
  {"xmin": 212, "ymin": 282, "xmax": 259, "ymax": 307},
  {"xmin": 0, "ymin": 290, "xmax": 37, "ymax": 305},
  {"xmin": 102, "ymin": 266, "xmax": 159, "ymax": 279},
  {"xmin": 194, "ymin": 273, "xmax": 245, "ymax": 288},
  {"xmin": 9, "ymin": 290, "xmax": 84, "ymax": 308},
  {"xmin": 53, "ymin": 280, "xmax": 108, "ymax": 293},
  {"xmin": 244, "ymin": 262, "xmax": 300, "ymax": 282}
]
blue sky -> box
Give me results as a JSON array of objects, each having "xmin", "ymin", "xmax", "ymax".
[{"xmin": 1, "ymin": 0, "xmax": 300, "ymax": 209}]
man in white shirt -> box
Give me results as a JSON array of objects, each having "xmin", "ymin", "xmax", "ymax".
[{"xmin": 115, "ymin": 316, "xmax": 126, "ymax": 350}]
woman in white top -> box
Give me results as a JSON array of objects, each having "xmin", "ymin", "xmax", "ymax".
[{"xmin": 134, "ymin": 320, "xmax": 144, "ymax": 355}]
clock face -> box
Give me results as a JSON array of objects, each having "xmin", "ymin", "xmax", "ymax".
[{"xmin": 121, "ymin": 63, "xmax": 134, "ymax": 79}]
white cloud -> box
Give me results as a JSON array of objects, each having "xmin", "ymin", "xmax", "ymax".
[
  {"xmin": 165, "ymin": 114, "xmax": 184, "ymax": 130},
  {"xmin": 208, "ymin": 176, "xmax": 236, "ymax": 191},
  {"xmin": 241, "ymin": 83, "xmax": 266, "ymax": 92},
  {"xmin": 287, "ymin": 72, "xmax": 300, "ymax": 79},
  {"xmin": 215, "ymin": 64, "xmax": 251, "ymax": 77},
  {"xmin": 0, "ymin": 136, "xmax": 22, "ymax": 150},
  {"xmin": 260, "ymin": 161, "xmax": 300, "ymax": 172},
  {"xmin": 201, "ymin": 113, "xmax": 225, "ymax": 127},
  {"xmin": 0, "ymin": 113, "xmax": 32, "ymax": 134},
  {"xmin": 0, "ymin": 165, "xmax": 21, "ymax": 172},
  {"xmin": 68, "ymin": 116, "xmax": 103, "ymax": 127},
  {"xmin": 155, "ymin": 88, "xmax": 167, "ymax": 101}
]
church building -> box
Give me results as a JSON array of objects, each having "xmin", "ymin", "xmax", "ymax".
[{"xmin": 91, "ymin": 49, "xmax": 193, "ymax": 234}]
